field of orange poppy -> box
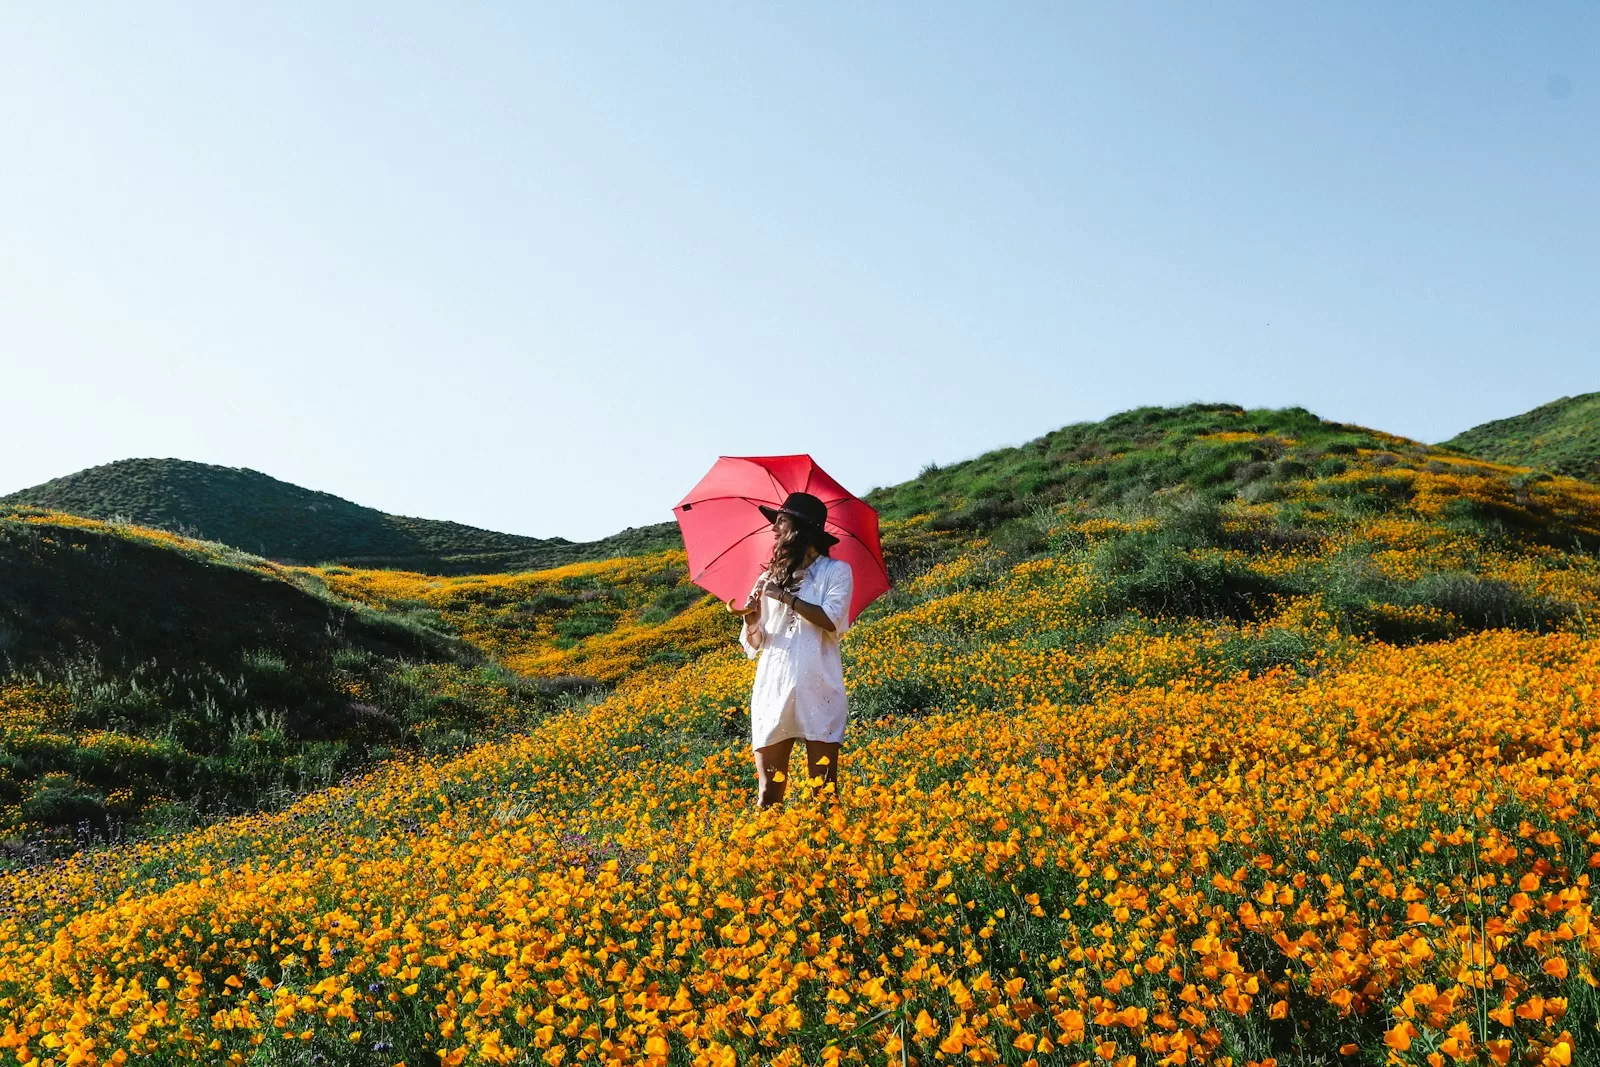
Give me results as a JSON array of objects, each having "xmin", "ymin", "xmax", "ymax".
[{"xmin": 2, "ymin": 431, "xmax": 1599, "ymax": 1066}]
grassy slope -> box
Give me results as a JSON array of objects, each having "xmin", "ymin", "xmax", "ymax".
[
  {"xmin": 0, "ymin": 500, "xmax": 730, "ymax": 849},
  {"xmin": 0, "ymin": 508, "xmax": 517, "ymax": 849},
  {"xmin": 311, "ymin": 553, "xmax": 729, "ymax": 685},
  {"xmin": 6, "ymin": 405, "xmax": 1600, "ymax": 1063},
  {"xmin": 2, "ymin": 458, "xmax": 681, "ymax": 573},
  {"xmin": 870, "ymin": 402, "xmax": 1392, "ymax": 524},
  {"xmin": 5, "ymin": 402, "xmax": 1595, "ymax": 844},
  {"xmin": 1441, "ymin": 391, "xmax": 1600, "ymax": 482}
]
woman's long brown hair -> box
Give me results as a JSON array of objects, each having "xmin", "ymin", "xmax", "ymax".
[{"xmin": 765, "ymin": 515, "xmax": 831, "ymax": 592}]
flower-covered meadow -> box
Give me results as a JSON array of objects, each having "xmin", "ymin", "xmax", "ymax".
[
  {"xmin": 3, "ymin": 417, "xmax": 1600, "ymax": 1065},
  {"xmin": 311, "ymin": 553, "xmax": 728, "ymax": 685}
]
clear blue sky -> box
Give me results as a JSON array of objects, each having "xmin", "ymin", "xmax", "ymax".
[{"xmin": 1, "ymin": 4, "xmax": 1593, "ymax": 540}]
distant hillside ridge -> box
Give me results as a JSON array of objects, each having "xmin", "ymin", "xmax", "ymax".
[
  {"xmin": 866, "ymin": 401, "xmax": 1395, "ymax": 528},
  {"xmin": 1441, "ymin": 391, "xmax": 1600, "ymax": 482},
  {"xmin": 2, "ymin": 458, "xmax": 680, "ymax": 573}
]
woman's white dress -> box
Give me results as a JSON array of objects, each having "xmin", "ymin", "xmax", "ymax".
[{"xmin": 739, "ymin": 556, "xmax": 854, "ymax": 751}]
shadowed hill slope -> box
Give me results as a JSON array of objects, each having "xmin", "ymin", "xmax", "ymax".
[
  {"xmin": 0, "ymin": 510, "xmax": 511, "ymax": 847},
  {"xmin": 2, "ymin": 458, "xmax": 680, "ymax": 573},
  {"xmin": 1441, "ymin": 391, "xmax": 1600, "ymax": 482},
  {"xmin": 0, "ymin": 518, "xmax": 460, "ymax": 674}
]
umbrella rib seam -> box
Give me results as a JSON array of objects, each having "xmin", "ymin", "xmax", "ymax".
[
  {"xmin": 677, "ymin": 495, "xmax": 782, "ymax": 508},
  {"xmin": 828, "ymin": 527, "xmax": 891, "ymax": 583},
  {"xmin": 687, "ymin": 524, "xmax": 774, "ymax": 585}
]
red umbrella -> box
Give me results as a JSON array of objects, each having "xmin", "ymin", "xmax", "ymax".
[{"xmin": 673, "ymin": 454, "xmax": 889, "ymax": 624}]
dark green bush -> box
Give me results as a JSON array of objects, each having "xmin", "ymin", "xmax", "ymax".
[
  {"xmin": 1232, "ymin": 460, "xmax": 1273, "ymax": 488},
  {"xmin": 1201, "ymin": 627, "xmax": 1326, "ymax": 679},
  {"xmin": 1091, "ymin": 533, "xmax": 1289, "ymax": 621},
  {"xmin": 1323, "ymin": 473, "xmax": 1415, "ymax": 514},
  {"xmin": 1321, "ymin": 553, "xmax": 1574, "ymax": 643},
  {"xmin": 1439, "ymin": 496, "xmax": 1598, "ymax": 553},
  {"xmin": 639, "ymin": 584, "xmax": 704, "ymax": 625},
  {"xmin": 534, "ymin": 675, "xmax": 604, "ymax": 700},
  {"xmin": 21, "ymin": 777, "xmax": 107, "ymax": 830},
  {"xmin": 1412, "ymin": 572, "xmax": 1570, "ymax": 632},
  {"xmin": 850, "ymin": 676, "xmax": 943, "ymax": 722},
  {"xmin": 933, "ymin": 495, "xmax": 1029, "ymax": 532},
  {"xmin": 1159, "ymin": 496, "xmax": 1227, "ymax": 548},
  {"xmin": 553, "ymin": 613, "xmax": 617, "ymax": 641},
  {"xmin": 989, "ymin": 518, "xmax": 1052, "ymax": 563}
]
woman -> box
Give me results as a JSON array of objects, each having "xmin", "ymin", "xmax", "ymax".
[{"xmin": 727, "ymin": 491, "xmax": 854, "ymax": 808}]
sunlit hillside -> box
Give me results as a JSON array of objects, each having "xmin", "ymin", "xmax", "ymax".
[
  {"xmin": 310, "ymin": 553, "xmax": 728, "ymax": 685},
  {"xmin": 1442, "ymin": 393, "xmax": 1600, "ymax": 484},
  {"xmin": 4, "ymin": 404, "xmax": 1600, "ymax": 1066}
]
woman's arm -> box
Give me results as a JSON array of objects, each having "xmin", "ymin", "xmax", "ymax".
[
  {"xmin": 763, "ymin": 583, "xmax": 836, "ymax": 633},
  {"xmin": 734, "ymin": 576, "xmax": 767, "ymax": 657},
  {"xmin": 742, "ymin": 610, "xmax": 766, "ymax": 649}
]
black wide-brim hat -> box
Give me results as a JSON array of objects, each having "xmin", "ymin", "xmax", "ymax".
[{"xmin": 759, "ymin": 491, "xmax": 841, "ymax": 548}]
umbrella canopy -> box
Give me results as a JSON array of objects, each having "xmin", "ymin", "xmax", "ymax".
[{"xmin": 673, "ymin": 455, "xmax": 889, "ymax": 624}]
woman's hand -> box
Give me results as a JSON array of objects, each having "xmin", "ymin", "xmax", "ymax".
[
  {"xmin": 728, "ymin": 579, "xmax": 766, "ymax": 618},
  {"xmin": 762, "ymin": 583, "xmax": 795, "ymax": 607}
]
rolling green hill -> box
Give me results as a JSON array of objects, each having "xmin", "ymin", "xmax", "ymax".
[
  {"xmin": 8, "ymin": 400, "xmax": 1600, "ymax": 856},
  {"xmin": 2, "ymin": 458, "xmax": 680, "ymax": 573},
  {"xmin": 867, "ymin": 403, "xmax": 1386, "ymax": 525},
  {"xmin": 0, "ymin": 510, "xmax": 515, "ymax": 850},
  {"xmin": 6, "ymin": 403, "xmax": 1600, "ymax": 1063},
  {"xmin": 1440, "ymin": 390, "xmax": 1600, "ymax": 481}
]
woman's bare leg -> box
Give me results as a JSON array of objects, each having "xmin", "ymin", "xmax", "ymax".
[
  {"xmin": 754, "ymin": 738, "xmax": 796, "ymax": 808},
  {"xmin": 804, "ymin": 740, "xmax": 841, "ymax": 796}
]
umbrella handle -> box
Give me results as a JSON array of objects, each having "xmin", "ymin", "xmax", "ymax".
[{"xmin": 726, "ymin": 586, "xmax": 763, "ymax": 616}]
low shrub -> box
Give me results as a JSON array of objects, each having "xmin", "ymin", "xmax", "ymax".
[
  {"xmin": 850, "ymin": 675, "xmax": 944, "ymax": 722},
  {"xmin": 553, "ymin": 613, "xmax": 617, "ymax": 642},
  {"xmin": 638, "ymin": 583, "xmax": 704, "ymax": 625},
  {"xmin": 1323, "ymin": 473, "xmax": 1416, "ymax": 514},
  {"xmin": 1092, "ymin": 534, "xmax": 1289, "ymax": 621},
  {"xmin": 1412, "ymin": 571, "xmax": 1571, "ymax": 632},
  {"xmin": 21, "ymin": 775, "xmax": 107, "ymax": 831}
]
